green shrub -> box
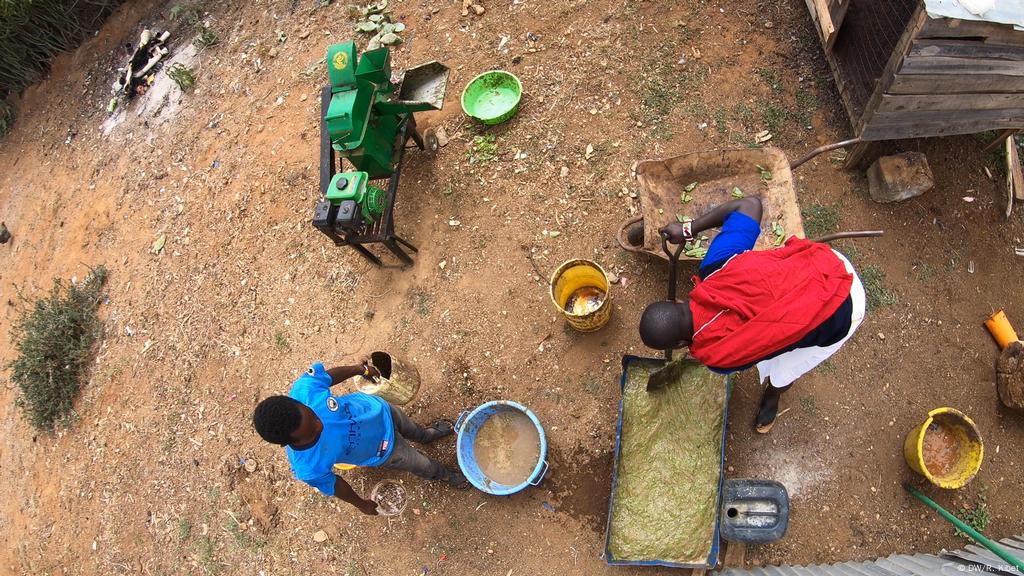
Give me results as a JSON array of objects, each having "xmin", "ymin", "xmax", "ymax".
[
  {"xmin": 8, "ymin": 266, "xmax": 107, "ymax": 431},
  {"xmin": 0, "ymin": 0, "xmax": 122, "ymax": 98},
  {"xmin": 0, "ymin": 100, "xmax": 14, "ymax": 137}
]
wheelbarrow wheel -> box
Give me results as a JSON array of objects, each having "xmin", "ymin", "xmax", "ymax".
[{"xmin": 422, "ymin": 128, "xmax": 440, "ymax": 157}]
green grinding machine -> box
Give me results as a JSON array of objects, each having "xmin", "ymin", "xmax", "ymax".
[{"xmin": 312, "ymin": 41, "xmax": 449, "ymax": 266}]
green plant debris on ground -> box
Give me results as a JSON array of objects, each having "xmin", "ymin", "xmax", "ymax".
[
  {"xmin": 168, "ymin": 64, "xmax": 196, "ymax": 90},
  {"xmin": 801, "ymin": 204, "xmax": 840, "ymax": 238},
  {"xmin": 860, "ymin": 265, "xmax": 897, "ymax": 308},
  {"xmin": 760, "ymin": 102, "xmax": 790, "ymax": 136},
  {"xmin": 955, "ymin": 488, "xmax": 990, "ymax": 539},
  {"xmin": 8, "ymin": 266, "xmax": 107, "ymax": 431},
  {"xmin": 632, "ymin": 47, "xmax": 708, "ymax": 140},
  {"xmin": 467, "ymin": 134, "xmax": 497, "ymax": 164},
  {"xmin": 816, "ymin": 359, "xmax": 836, "ymax": 375},
  {"xmin": 714, "ymin": 106, "xmax": 728, "ymax": 135}
]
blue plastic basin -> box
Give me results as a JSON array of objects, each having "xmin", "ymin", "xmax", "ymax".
[{"xmin": 455, "ymin": 400, "xmax": 548, "ymax": 495}]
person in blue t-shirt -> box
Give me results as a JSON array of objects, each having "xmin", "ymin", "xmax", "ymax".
[{"xmin": 253, "ymin": 360, "xmax": 467, "ymax": 515}]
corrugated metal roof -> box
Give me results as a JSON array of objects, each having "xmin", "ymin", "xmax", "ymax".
[{"xmin": 715, "ymin": 534, "xmax": 1024, "ymax": 576}]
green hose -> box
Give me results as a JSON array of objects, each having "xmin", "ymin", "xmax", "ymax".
[{"xmin": 904, "ymin": 484, "xmax": 1024, "ymax": 571}]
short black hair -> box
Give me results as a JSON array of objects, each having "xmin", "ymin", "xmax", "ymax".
[
  {"xmin": 253, "ymin": 395, "xmax": 303, "ymax": 445},
  {"xmin": 639, "ymin": 300, "xmax": 687, "ymax": 350}
]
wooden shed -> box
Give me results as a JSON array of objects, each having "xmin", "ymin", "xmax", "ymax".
[{"xmin": 805, "ymin": 0, "xmax": 1024, "ymax": 163}]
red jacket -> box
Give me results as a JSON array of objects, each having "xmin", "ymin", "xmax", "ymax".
[{"xmin": 688, "ymin": 237, "xmax": 852, "ymax": 369}]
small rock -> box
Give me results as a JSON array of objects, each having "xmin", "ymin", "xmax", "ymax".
[
  {"xmin": 268, "ymin": 47, "xmax": 279, "ymax": 58},
  {"xmin": 448, "ymin": 219, "xmax": 461, "ymax": 227},
  {"xmin": 435, "ymin": 126, "xmax": 449, "ymax": 147},
  {"xmin": 471, "ymin": 3, "xmax": 485, "ymax": 15},
  {"xmin": 559, "ymin": 166, "xmax": 569, "ymax": 178},
  {"xmin": 877, "ymin": 332, "xmax": 885, "ymax": 341},
  {"xmin": 439, "ymin": 260, "xmax": 447, "ymax": 270},
  {"xmin": 298, "ymin": 30, "xmax": 311, "ymax": 39},
  {"xmin": 313, "ymin": 530, "xmax": 328, "ymax": 543},
  {"xmin": 243, "ymin": 458, "xmax": 258, "ymax": 473},
  {"xmin": 584, "ymin": 143, "xmax": 595, "ymax": 160},
  {"xmin": 866, "ymin": 152, "xmax": 933, "ymax": 204},
  {"xmin": 0, "ymin": 222, "xmax": 11, "ymax": 244}
]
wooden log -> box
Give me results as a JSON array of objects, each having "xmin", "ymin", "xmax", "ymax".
[
  {"xmin": 828, "ymin": 0, "xmax": 848, "ymax": 35},
  {"xmin": 920, "ymin": 17, "xmax": 1024, "ymax": 47},
  {"xmin": 878, "ymin": 93, "xmax": 1024, "ymax": 113},
  {"xmin": 900, "ymin": 55, "xmax": 1024, "ymax": 76},
  {"xmin": 889, "ymin": 73, "xmax": 1024, "ymax": 94},
  {"xmin": 910, "ymin": 39, "xmax": 1024, "ymax": 61}
]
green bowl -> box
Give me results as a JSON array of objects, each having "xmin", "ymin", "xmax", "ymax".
[{"xmin": 461, "ymin": 70, "xmax": 522, "ymax": 125}]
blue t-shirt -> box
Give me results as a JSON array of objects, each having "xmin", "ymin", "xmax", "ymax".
[
  {"xmin": 285, "ymin": 363, "xmax": 395, "ymax": 496},
  {"xmin": 698, "ymin": 211, "xmax": 762, "ymax": 277}
]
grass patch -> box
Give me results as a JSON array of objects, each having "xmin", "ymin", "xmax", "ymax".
[
  {"xmin": 167, "ymin": 64, "xmax": 196, "ymax": 90},
  {"xmin": 194, "ymin": 25, "xmax": 218, "ymax": 48},
  {"xmin": 225, "ymin": 519, "xmax": 262, "ymax": 550},
  {"xmin": 757, "ymin": 67, "xmax": 784, "ymax": 92},
  {"xmin": 177, "ymin": 518, "xmax": 192, "ymax": 542},
  {"xmin": 760, "ymin": 102, "xmax": 790, "ymax": 136},
  {"xmin": 170, "ymin": 3, "xmax": 203, "ymax": 25},
  {"xmin": 0, "ymin": 100, "xmax": 15, "ymax": 138},
  {"xmin": 714, "ymin": 106, "xmax": 728, "ymax": 135},
  {"xmin": 197, "ymin": 535, "xmax": 216, "ymax": 574},
  {"xmin": 860, "ymin": 265, "xmax": 897, "ymax": 308},
  {"xmin": 956, "ymin": 487, "xmax": 990, "ymax": 539},
  {"xmin": 801, "ymin": 204, "xmax": 840, "ymax": 238},
  {"xmin": 816, "ymin": 359, "xmax": 836, "ymax": 375},
  {"xmin": 466, "ymin": 134, "xmax": 497, "ymax": 164},
  {"xmin": 799, "ymin": 396, "xmax": 817, "ymax": 416},
  {"xmin": 409, "ymin": 288, "xmax": 432, "ymax": 316},
  {"xmin": 9, "ymin": 266, "xmax": 107, "ymax": 431},
  {"xmin": 273, "ymin": 331, "xmax": 290, "ymax": 351},
  {"xmin": 631, "ymin": 47, "xmax": 708, "ymax": 140}
]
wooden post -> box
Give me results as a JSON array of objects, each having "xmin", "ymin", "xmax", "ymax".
[
  {"xmin": 722, "ymin": 541, "xmax": 748, "ymax": 567},
  {"xmin": 844, "ymin": 140, "xmax": 879, "ymax": 170}
]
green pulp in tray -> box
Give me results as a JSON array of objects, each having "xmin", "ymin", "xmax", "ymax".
[{"xmin": 608, "ymin": 359, "xmax": 726, "ymax": 564}]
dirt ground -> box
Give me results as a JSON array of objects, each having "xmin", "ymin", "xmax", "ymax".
[{"xmin": 1, "ymin": 0, "xmax": 1023, "ymax": 574}]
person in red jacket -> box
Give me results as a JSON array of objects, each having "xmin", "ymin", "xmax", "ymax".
[{"xmin": 639, "ymin": 196, "xmax": 865, "ymax": 433}]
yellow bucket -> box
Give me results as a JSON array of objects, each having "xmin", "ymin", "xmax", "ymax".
[
  {"xmin": 549, "ymin": 259, "xmax": 612, "ymax": 332},
  {"xmin": 903, "ymin": 407, "xmax": 983, "ymax": 489},
  {"xmin": 985, "ymin": 310, "xmax": 1019, "ymax": 350}
]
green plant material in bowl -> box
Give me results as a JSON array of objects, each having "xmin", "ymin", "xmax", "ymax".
[{"xmin": 461, "ymin": 70, "xmax": 522, "ymax": 125}]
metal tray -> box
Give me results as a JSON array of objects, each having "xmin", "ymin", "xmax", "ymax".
[{"xmin": 604, "ymin": 355, "xmax": 731, "ymax": 569}]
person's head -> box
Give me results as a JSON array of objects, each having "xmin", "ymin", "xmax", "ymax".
[
  {"xmin": 639, "ymin": 299, "xmax": 692, "ymax": 350},
  {"xmin": 252, "ymin": 395, "xmax": 319, "ymax": 446}
]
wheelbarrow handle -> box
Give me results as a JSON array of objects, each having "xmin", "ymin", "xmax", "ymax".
[
  {"xmin": 790, "ymin": 138, "xmax": 862, "ymax": 170},
  {"xmin": 661, "ymin": 232, "xmax": 686, "ymax": 362},
  {"xmin": 813, "ymin": 230, "xmax": 885, "ymax": 243}
]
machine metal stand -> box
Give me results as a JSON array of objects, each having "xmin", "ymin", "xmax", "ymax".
[{"xmin": 316, "ymin": 86, "xmax": 426, "ymax": 267}]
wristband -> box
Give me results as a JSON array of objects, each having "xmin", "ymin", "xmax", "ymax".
[{"xmin": 681, "ymin": 221, "xmax": 693, "ymax": 239}]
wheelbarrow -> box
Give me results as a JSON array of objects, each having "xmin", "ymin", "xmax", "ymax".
[{"xmin": 616, "ymin": 140, "xmax": 865, "ymax": 262}]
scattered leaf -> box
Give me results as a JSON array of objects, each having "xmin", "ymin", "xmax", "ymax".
[
  {"xmin": 731, "ymin": 187, "xmax": 744, "ymax": 198},
  {"xmin": 549, "ymin": 230, "xmax": 561, "ymax": 238},
  {"xmin": 684, "ymin": 182, "xmax": 698, "ymax": 192},
  {"xmin": 151, "ymin": 234, "xmax": 167, "ymax": 254}
]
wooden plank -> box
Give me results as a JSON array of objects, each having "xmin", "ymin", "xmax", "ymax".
[
  {"xmin": 920, "ymin": 17, "xmax": 1024, "ymax": 47},
  {"xmin": 1010, "ymin": 135, "xmax": 1024, "ymax": 202},
  {"xmin": 722, "ymin": 542, "xmax": 747, "ymax": 568},
  {"xmin": 878, "ymin": 93, "xmax": 1024, "ymax": 113},
  {"xmin": 854, "ymin": 5, "xmax": 928, "ymax": 135},
  {"xmin": 900, "ymin": 55, "xmax": 1024, "ymax": 76},
  {"xmin": 861, "ymin": 111, "xmax": 1024, "ymax": 140},
  {"xmin": 982, "ymin": 128, "xmax": 1019, "ymax": 153},
  {"xmin": 889, "ymin": 72, "xmax": 1024, "ymax": 94},
  {"xmin": 872, "ymin": 107, "xmax": 1024, "ymax": 125},
  {"xmin": 813, "ymin": 0, "xmax": 837, "ymax": 50},
  {"xmin": 910, "ymin": 39, "xmax": 1024, "ymax": 61},
  {"xmin": 828, "ymin": 0, "xmax": 848, "ymax": 35}
]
